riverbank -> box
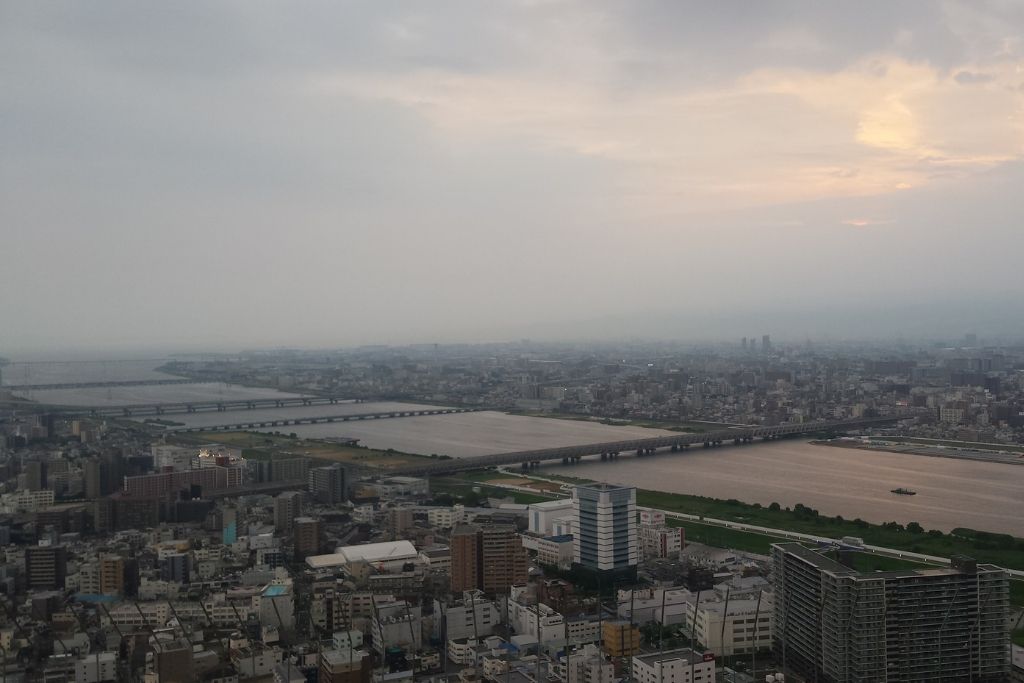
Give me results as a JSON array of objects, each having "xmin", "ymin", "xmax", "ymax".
[
  {"xmin": 506, "ymin": 410, "xmax": 748, "ymax": 433},
  {"xmin": 171, "ymin": 430, "xmax": 439, "ymax": 471},
  {"xmin": 452, "ymin": 469, "xmax": 1024, "ymax": 572},
  {"xmin": 815, "ymin": 437, "xmax": 1024, "ymax": 466},
  {"xmin": 441, "ymin": 468, "xmax": 1024, "ymax": 607}
]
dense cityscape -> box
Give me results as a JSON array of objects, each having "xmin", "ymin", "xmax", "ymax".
[
  {"xmin": 0, "ymin": 340, "xmax": 1021, "ymax": 682},
  {"xmin": 5, "ymin": 1, "xmax": 1024, "ymax": 681}
]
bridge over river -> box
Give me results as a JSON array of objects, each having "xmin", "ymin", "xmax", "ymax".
[
  {"xmin": 4, "ymin": 378, "xmax": 204, "ymax": 392},
  {"xmin": 38, "ymin": 395, "xmax": 368, "ymax": 418},
  {"xmin": 397, "ymin": 415, "xmax": 907, "ymax": 476},
  {"xmin": 167, "ymin": 407, "xmax": 483, "ymax": 433}
]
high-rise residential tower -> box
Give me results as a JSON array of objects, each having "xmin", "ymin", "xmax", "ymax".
[{"xmin": 772, "ymin": 543, "xmax": 1008, "ymax": 683}]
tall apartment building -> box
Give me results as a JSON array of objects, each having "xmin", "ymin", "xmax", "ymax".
[
  {"xmin": 772, "ymin": 543, "xmax": 1009, "ymax": 683},
  {"xmin": 160, "ymin": 553, "xmax": 191, "ymax": 584},
  {"xmin": 23, "ymin": 460, "xmax": 44, "ymax": 491},
  {"xmin": 83, "ymin": 459, "xmax": 102, "ymax": 499},
  {"xmin": 294, "ymin": 516, "xmax": 322, "ymax": 558},
  {"xmin": 572, "ymin": 484, "xmax": 638, "ymax": 573},
  {"xmin": 122, "ymin": 465, "xmax": 241, "ymax": 498},
  {"xmin": 99, "ymin": 555, "xmax": 125, "ymax": 596},
  {"xmin": 388, "ymin": 507, "xmax": 414, "ymax": 539},
  {"xmin": 309, "ymin": 464, "xmax": 347, "ymax": 504},
  {"xmin": 451, "ymin": 524, "xmax": 528, "ymax": 594},
  {"xmin": 274, "ymin": 491, "xmax": 303, "ymax": 533},
  {"xmin": 25, "ymin": 544, "xmax": 68, "ymax": 590}
]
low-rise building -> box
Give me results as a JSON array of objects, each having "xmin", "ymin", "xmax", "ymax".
[
  {"xmin": 632, "ymin": 649, "xmax": 715, "ymax": 683},
  {"xmin": 536, "ymin": 535, "xmax": 574, "ymax": 570},
  {"xmin": 601, "ymin": 620, "xmax": 640, "ymax": 657}
]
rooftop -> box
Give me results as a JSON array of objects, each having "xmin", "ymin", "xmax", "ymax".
[
  {"xmin": 634, "ymin": 648, "xmax": 704, "ymax": 668},
  {"xmin": 529, "ymin": 499, "xmax": 574, "ymax": 509},
  {"xmin": 307, "ymin": 540, "xmax": 418, "ymax": 569}
]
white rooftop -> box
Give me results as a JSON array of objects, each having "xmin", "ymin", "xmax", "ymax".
[
  {"xmin": 529, "ymin": 500, "xmax": 573, "ymax": 509},
  {"xmin": 306, "ymin": 540, "xmax": 418, "ymax": 569}
]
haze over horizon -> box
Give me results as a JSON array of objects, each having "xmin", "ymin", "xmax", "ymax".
[{"xmin": 3, "ymin": 1, "xmax": 1024, "ymax": 353}]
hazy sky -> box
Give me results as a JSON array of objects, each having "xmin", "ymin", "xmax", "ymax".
[{"xmin": 3, "ymin": 1, "xmax": 1023, "ymax": 352}]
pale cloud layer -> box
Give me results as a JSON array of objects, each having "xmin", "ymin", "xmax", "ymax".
[{"xmin": 2, "ymin": 1, "xmax": 1023, "ymax": 351}]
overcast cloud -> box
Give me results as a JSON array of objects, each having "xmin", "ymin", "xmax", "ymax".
[{"xmin": 2, "ymin": 1, "xmax": 1023, "ymax": 352}]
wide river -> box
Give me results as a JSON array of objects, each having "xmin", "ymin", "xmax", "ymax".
[
  {"xmin": 236, "ymin": 411, "xmax": 1023, "ymax": 534},
  {"xmin": 550, "ymin": 440, "xmax": 1024, "ymax": 535}
]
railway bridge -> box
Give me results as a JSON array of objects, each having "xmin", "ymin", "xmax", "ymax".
[
  {"xmin": 168, "ymin": 407, "xmax": 482, "ymax": 433},
  {"xmin": 398, "ymin": 415, "xmax": 908, "ymax": 476},
  {"xmin": 48, "ymin": 395, "xmax": 365, "ymax": 418}
]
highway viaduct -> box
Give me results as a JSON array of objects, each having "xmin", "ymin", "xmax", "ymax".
[
  {"xmin": 4, "ymin": 378, "xmax": 204, "ymax": 392},
  {"xmin": 39, "ymin": 395, "xmax": 369, "ymax": 418},
  {"xmin": 166, "ymin": 407, "xmax": 482, "ymax": 433},
  {"xmin": 397, "ymin": 415, "xmax": 908, "ymax": 476}
]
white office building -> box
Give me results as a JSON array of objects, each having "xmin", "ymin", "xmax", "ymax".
[
  {"xmin": 572, "ymin": 484, "xmax": 637, "ymax": 571},
  {"xmin": 528, "ymin": 499, "xmax": 574, "ymax": 536}
]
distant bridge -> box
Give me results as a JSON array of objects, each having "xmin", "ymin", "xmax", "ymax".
[
  {"xmin": 167, "ymin": 407, "xmax": 483, "ymax": 433},
  {"xmin": 5, "ymin": 378, "xmax": 202, "ymax": 392},
  {"xmin": 399, "ymin": 415, "xmax": 908, "ymax": 476},
  {"xmin": 50, "ymin": 395, "xmax": 364, "ymax": 418}
]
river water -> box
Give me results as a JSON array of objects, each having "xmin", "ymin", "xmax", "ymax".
[
  {"xmin": 222, "ymin": 411, "xmax": 1023, "ymax": 534},
  {"xmin": 1, "ymin": 358, "xmax": 305, "ymax": 405},
  {"xmin": 549, "ymin": 440, "xmax": 1024, "ymax": 535},
  {"xmin": 245, "ymin": 411, "xmax": 676, "ymax": 456},
  {"xmin": 6, "ymin": 359, "xmax": 1019, "ymax": 535}
]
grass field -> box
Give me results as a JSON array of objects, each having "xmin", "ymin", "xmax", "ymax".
[
  {"xmin": 430, "ymin": 476, "xmax": 554, "ymax": 505},
  {"xmin": 635, "ymin": 489, "xmax": 1024, "ymax": 572},
  {"xmin": 868, "ymin": 436, "xmax": 1024, "ymax": 454},
  {"xmin": 172, "ymin": 431, "xmax": 434, "ymax": 470}
]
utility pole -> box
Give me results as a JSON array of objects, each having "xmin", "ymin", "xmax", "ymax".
[
  {"xmin": 689, "ymin": 590, "xmax": 701, "ymax": 683},
  {"xmin": 658, "ymin": 588, "xmax": 668, "ymax": 654},
  {"xmin": 751, "ymin": 590, "xmax": 762, "ymax": 679},
  {"xmin": 718, "ymin": 588, "xmax": 730, "ymax": 664}
]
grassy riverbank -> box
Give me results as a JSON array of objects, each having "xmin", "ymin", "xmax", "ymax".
[
  {"xmin": 171, "ymin": 431, "xmax": 435, "ymax": 470},
  {"xmin": 505, "ymin": 411, "xmax": 716, "ymax": 432},
  {"xmin": 443, "ymin": 470, "xmax": 1024, "ymax": 607}
]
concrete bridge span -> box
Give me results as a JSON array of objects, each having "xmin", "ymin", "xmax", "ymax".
[{"xmin": 398, "ymin": 415, "xmax": 908, "ymax": 476}]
